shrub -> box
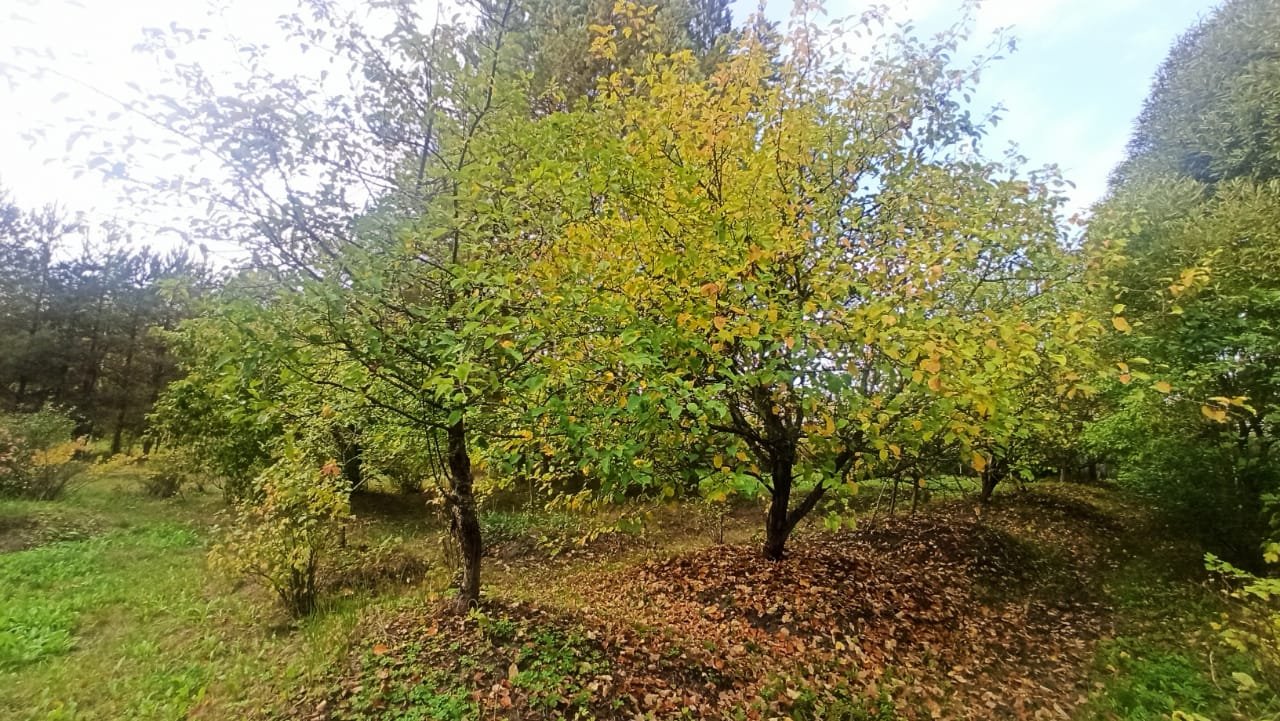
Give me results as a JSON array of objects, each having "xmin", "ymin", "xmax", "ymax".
[
  {"xmin": 1206, "ymin": 550, "xmax": 1280, "ymax": 697},
  {"xmin": 0, "ymin": 409, "xmax": 89, "ymax": 500},
  {"xmin": 210, "ymin": 454, "xmax": 351, "ymax": 617},
  {"xmin": 136, "ymin": 450, "xmax": 206, "ymax": 498}
]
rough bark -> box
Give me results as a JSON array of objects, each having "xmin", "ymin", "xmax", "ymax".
[
  {"xmin": 446, "ymin": 419, "xmax": 482, "ymax": 611},
  {"xmin": 762, "ymin": 441, "xmax": 828, "ymax": 560}
]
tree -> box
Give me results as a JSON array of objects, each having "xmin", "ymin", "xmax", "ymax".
[
  {"xmin": 1087, "ymin": 0, "xmax": 1280, "ymax": 562},
  {"xmin": 0, "ymin": 187, "xmax": 208, "ymax": 445},
  {"xmin": 118, "ymin": 0, "xmax": 741, "ymax": 610},
  {"xmin": 519, "ymin": 4, "xmax": 1098, "ymax": 558},
  {"xmin": 1114, "ymin": 0, "xmax": 1280, "ymax": 187}
]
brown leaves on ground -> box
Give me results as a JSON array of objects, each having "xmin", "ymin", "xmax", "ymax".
[{"xmin": 292, "ymin": 488, "xmax": 1133, "ymax": 721}]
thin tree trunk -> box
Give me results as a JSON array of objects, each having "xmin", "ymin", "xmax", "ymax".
[
  {"xmin": 445, "ymin": 419, "xmax": 482, "ymax": 611},
  {"xmin": 109, "ymin": 310, "xmax": 142, "ymax": 455}
]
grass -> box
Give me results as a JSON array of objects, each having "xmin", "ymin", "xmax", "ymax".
[
  {"xmin": 0, "ymin": 465, "xmax": 384, "ymax": 721},
  {"xmin": 2, "ymin": 467, "xmax": 1277, "ymax": 720},
  {"xmin": 1074, "ymin": 512, "xmax": 1280, "ymax": 721}
]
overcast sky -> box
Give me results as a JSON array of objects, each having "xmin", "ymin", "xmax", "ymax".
[{"xmin": 0, "ymin": 0, "xmax": 1220, "ymax": 248}]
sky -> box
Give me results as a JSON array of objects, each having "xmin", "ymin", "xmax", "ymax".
[{"xmin": 0, "ymin": 0, "xmax": 1221, "ymax": 251}]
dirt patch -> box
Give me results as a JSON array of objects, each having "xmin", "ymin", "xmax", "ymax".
[{"xmin": 0, "ymin": 509, "xmax": 102, "ymax": 553}]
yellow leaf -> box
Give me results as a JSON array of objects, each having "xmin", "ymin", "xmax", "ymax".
[
  {"xmin": 971, "ymin": 454, "xmax": 987, "ymax": 473},
  {"xmin": 1153, "ymin": 381, "xmax": 1172, "ymax": 394},
  {"xmin": 713, "ymin": 315, "xmax": 728, "ymax": 330},
  {"xmin": 700, "ymin": 281, "xmax": 719, "ymax": 297},
  {"xmin": 1112, "ymin": 316, "xmax": 1132, "ymax": 333},
  {"xmin": 1201, "ymin": 405, "xmax": 1228, "ymax": 423},
  {"xmin": 784, "ymin": 336, "xmax": 795, "ymax": 350},
  {"xmin": 824, "ymin": 415, "xmax": 836, "ymax": 436}
]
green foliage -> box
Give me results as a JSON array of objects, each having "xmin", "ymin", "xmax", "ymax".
[
  {"xmin": 1117, "ymin": 0, "xmax": 1280, "ymax": 186},
  {"xmin": 1085, "ymin": 640, "xmax": 1219, "ymax": 721},
  {"xmin": 1207, "ymin": 547, "xmax": 1280, "ymax": 697},
  {"xmin": 137, "ymin": 458, "xmax": 190, "ymax": 499},
  {"xmin": 1088, "ymin": 0, "xmax": 1280, "ymax": 563},
  {"xmin": 510, "ymin": 5, "xmax": 1100, "ymax": 555},
  {"xmin": 149, "ymin": 284, "xmax": 287, "ymax": 500},
  {"xmin": 210, "ymin": 452, "xmax": 351, "ymax": 617},
  {"xmin": 0, "ymin": 188, "xmax": 210, "ymax": 449},
  {"xmin": 0, "ymin": 523, "xmax": 200, "ymax": 670}
]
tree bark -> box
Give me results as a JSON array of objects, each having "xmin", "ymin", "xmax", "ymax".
[
  {"xmin": 762, "ymin": 441, "xmax": 828, "ymax": 560},
  {"xmin": 445, "ymin": 419, "xmax": 482, "ymax": 611},
  {"xmin": 979, "ymin": 471, "xmax": 999, "ymax": 504},
  {"xmin": 763, "ymin": 446, "xmax": 794, "ymax": 560}
]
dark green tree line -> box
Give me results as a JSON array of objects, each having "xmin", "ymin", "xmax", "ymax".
[{"xmin": 0, "ymin": 187, "xmax": 211, "ymax": 453}]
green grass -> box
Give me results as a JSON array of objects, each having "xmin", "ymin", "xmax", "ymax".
[
  {"xmin": 0, "ymin": 466, "xmax": 387, "ymax": 721},
  {"xmin": 4, "ymin": 466, "xmax": 1278, "ymax": 721},
  {"xmin": 1075, "ymin": 537, "xmax": 1280, "ymax": 721}
]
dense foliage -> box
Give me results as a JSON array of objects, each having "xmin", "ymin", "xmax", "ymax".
[
  {"xmin": 1087, "ymin": 0, "xmax": 1280, "ymax": 563},
  {"xmin": 5, "ymin": 0, "xmax": 1280, "ymax": 717},
  {"xmin": 0, "ymin": 190, "xmax": 210, "ymax": 452}
]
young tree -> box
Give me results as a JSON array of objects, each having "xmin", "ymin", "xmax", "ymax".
[{"xmin": 520, "ymin": 5, "xmax": 1098, "ymax": 558}]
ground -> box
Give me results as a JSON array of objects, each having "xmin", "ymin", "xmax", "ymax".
[{"xmin": 1, "ymin": 467, "xmax": 1276, "ymax": 721}]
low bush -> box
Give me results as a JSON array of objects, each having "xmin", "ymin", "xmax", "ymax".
[
  {"xmin": 0, "ymin": 409, "xmax": 89, "ymax": 500},
  {"xmin": 210, "ymin": 453, "xmax": 351, "ymax": 617}
]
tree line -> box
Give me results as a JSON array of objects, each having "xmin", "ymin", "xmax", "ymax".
[{"xmin": 0, "ymin": 190, "xmax": 210, "ymax": 454}]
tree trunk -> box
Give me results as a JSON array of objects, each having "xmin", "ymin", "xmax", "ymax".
[
  {"xmin": 762, "ymin": 444, "xmax": 795, "ymax": 560},
  {"xmin": 109, "ymin": 312, "xmax": 142, "ymax": 456},
  {"xmin": 331, "ymin": 425, "xmax": 363, "ymax": 491},
  {"xmin": 761, "ymin": 442, "xmax": 829, "ymax": 560},
  {"xmin": 979, "ymin": 470, "xmax": 999, "ymax": 504},
  {"xmin": 445, "ymin": 419, "xmax": 482, "ymax": 611},
  {"xmin": 110, "ymin": 411, "xmax": 127, "ymax": 456}
]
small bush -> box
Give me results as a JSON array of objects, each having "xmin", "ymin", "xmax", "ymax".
[
  {"xmin": 0, "ymin": 409, "xmax": 89, "ymax": 500},
  {"xmin": 1208, "ymin": 548, "xmax": 1280, "ymax": 697},
  {"xmin": 210, "ymin": 454, "xmax": 350, "ymax": 617},
  {"xmin": 140, "ymin": 470, "xmax": 184, "ymax": 499},
  {"xmin": 136, "ymin": 450, "xmax": 205, "ymax": 498}
]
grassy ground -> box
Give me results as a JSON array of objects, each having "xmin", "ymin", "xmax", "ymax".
[
  {"xmin": 0, "ymin": 467, "xmax": 375, "ymax": 721},
  {"xmin": 1, "ymin": 467, "xmax": 1276, "ymax": 720}
]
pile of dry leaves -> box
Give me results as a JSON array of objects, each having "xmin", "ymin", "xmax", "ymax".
[{"xmin": 292, "ymin": 492, "xmax": 1126, "ymax": 720}]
